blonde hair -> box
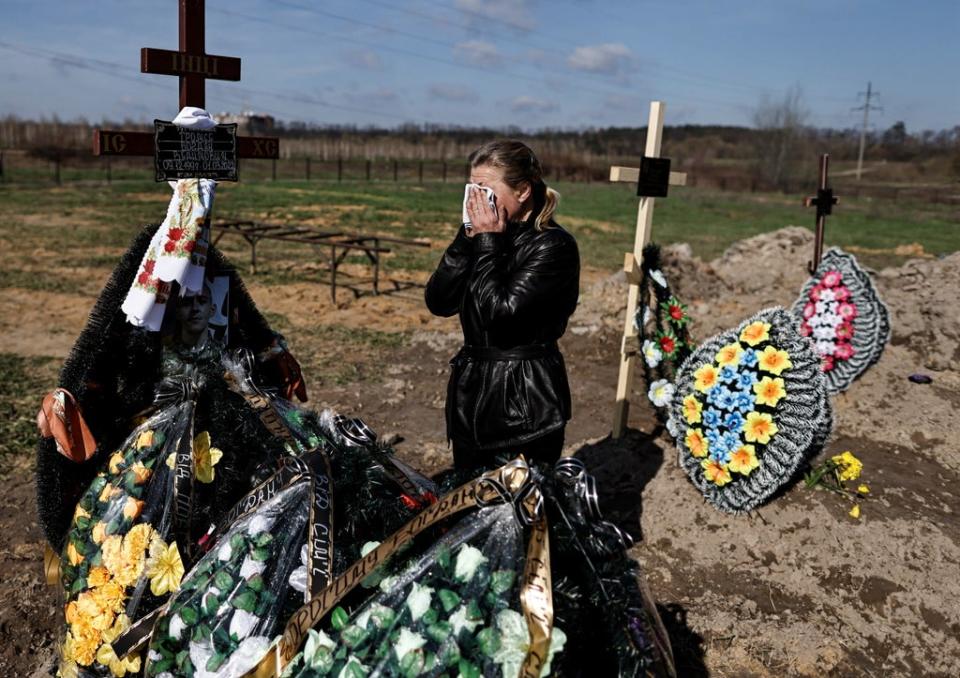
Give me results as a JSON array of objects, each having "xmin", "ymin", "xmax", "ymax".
[{"xmin": 469, "ymin": 140, "xmax": 560, "ymax": 231}]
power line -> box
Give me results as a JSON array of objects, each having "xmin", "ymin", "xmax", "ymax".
[{"xmin": 852, "ymin": 81, "xmax": 883, "ymax": 180}]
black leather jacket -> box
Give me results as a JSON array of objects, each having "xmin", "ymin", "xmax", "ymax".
[{"xmin": 425, "ymin": 219, "xmax": 580, "ymax": 449}]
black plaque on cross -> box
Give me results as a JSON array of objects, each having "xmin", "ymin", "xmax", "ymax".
[
  {"xmin": 92, "ymin": 0, "xmax": 279, "ymax": 161},
  {"xmin": 804, "ymin": 154, "xmax": 840, "ymax": 273},
  {"xmin": 637, "ymin": 156, "xmax": 672, "ymax": 198},
  {"xmin": 154, "ymin": 120, "xmax": 238, "ymax": 181}
]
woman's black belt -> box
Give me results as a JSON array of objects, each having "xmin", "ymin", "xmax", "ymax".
[{"xmin": 460, "ymin": 343, "xmax": 559, "ymax": 361}]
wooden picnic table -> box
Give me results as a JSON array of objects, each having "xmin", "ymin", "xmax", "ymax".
[{"xmin": 211, "ymin": 220, "xmax": 431, "ymax": 303}]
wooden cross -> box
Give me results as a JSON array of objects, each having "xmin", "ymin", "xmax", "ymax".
[
  {"xmin": 804, "ymin": 154, "xmax": 839, "ymax": 273},
  {"xmin": 609, "ymin": 101, "xmax": 687, "ymax": 439},
  {"xmin": 92, "ymin": 0, "xmax": 279, "ymax": 160}
]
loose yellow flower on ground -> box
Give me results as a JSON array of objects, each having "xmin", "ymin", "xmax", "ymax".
[
  {"xmin": 715, "ymin": 342, "xmax": 744, "ymax": 368},
  {"xmin": 701, "ymin": 459, "xmax": 732, "ymax": 486},
  {"xmin": 739, "ymin": 321, "xmax": 771, "ymax": 346},
  {"xmin": 758, "ymin": 346, "xmax": 793, "ymax": 375},
  {"xmin": 108, "ymin": 452, "xmax": 125, "ymax": 475},
  {"xmin": 744, "ymin": 411, "xmax": 778, "ymax": 445},
  {"xmin": 683, "ymin": 394, "xmax": 703, "ymax": 424},
  {"xmin": 147, "ymin": 540, "xmax": 184, "ymax": 596},
  {"xmin": 728, "ymin": 444, "xmax": 760, "ymax": 475},
  {"xmin": 685, "ymin": 428, "xmax": 709, "ymax": 458},
  {"xmin": 849, "ymin": 504, "xmax": 861, "ymax": 519},
  {"xmin": 192, "ymin": 431, "xmax": 224, "ymax": 484},
  {"xmin": 136, "ymin": 430, "xmax": 154, "ymax": 449},
  {"xmin": 694, "ymin": 364, "xmax": 719, "ymax": 393},
  {"xmin": 753, "ymin": 376, "xmax": 787, "ymax": 407},
  {"xmin": 66, "ymin": 541, "xmax": 84, "ymax": 566},
  {"xmin": 831, "ymin": 451, "xmax": 863, "ymax": 482},
  {"xmin": 858, "ymin": 484, "xmax": 870, "ymax": 495}
]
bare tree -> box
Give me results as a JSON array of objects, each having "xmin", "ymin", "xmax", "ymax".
[{"xmin": 752, "ymin": 85, "xmax": 811, "ymax": 191}]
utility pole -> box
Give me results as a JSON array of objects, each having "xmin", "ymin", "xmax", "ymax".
[{"xmin": 853, "ymin": 82, "xmax": 882, "ymax": 181}]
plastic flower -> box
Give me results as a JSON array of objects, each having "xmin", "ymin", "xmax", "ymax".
[
  {"xmin": 648, "ymin": 379, "xmax": 675, "ymax": 408},
  {"xmin": 641, "ymin": 339, "xmax": 662, "ymax": 368},
  {"xmin": 753, "ymin": 376, "xmax": 787, "ymax": 407},
  {"xmin": 449, "ymin": 604, "xmax": 483, "ymax": 636},
  {"xmin": 302, "ymin": 629, "xmax": 337, "ymax": 672},
  {"xmin": 744, "ymin": 411, "xmax": 778, "ymax": 445},
  {"xmin": 702, "ymin": 408, "xmax": 722, "ymax": 429},
  {"xmin": 838, "ymin": 302, "xmax": 858, "ymax": 320},
  {"xmin": 658, "ymin": 331, "xmax": 678, "ymax": 356},
  {"xmin": 741, "ymin": 348, "xmax": 758, "ymax": 368},
  {"xmin": 192, "ymin": 431, "xmax": 223, "ymax": 484},
  {"xmin": 821, "ymin": 270, "xmax": 842, "ymax": 288},
  {"xmin": 858, "ymin": 484, "xmax": 870, "ymax": 495},
  {"xmin": 99, "ymin": 483, "xmax": 121, "ymax": 503},
  {"xmin": 108, "ymin": 452, "xmax": 126, "ymax": 475},
  {"xmin": 694, "ymin": 364, "xmax": 719, "ymax": 393},
  {"xmin": 715, "ymin": 343, "xmax": 744, "ymax": 368},
  {"xmin": 682, "ymin": 395, "xmax": 702, "ymax": 424},
  {"xmin": 136, "ymin": 430, "xmax": 154, "ymax": 449},
  {"xmin": 802, "ymin": 302, "xmax": 816, "ymax": 319},
  {"xmin": 834, "ymin": 342, "xmax": 855, "ymax": 360},
  {"xmin": 821, "ymin": 355, "xmax": 835, "ymax": 372},
  {"xmin": 492, "ymin": 609, "xmax": 567, "ymax": 678},
  {"xmin": 834, "ymin": 286, "xmax": 851, "ymax": 302},
  {"xmin": 758, "ymin": 346, "xmax": 793, "ymax": 376},
  {"xmin": 831, "ymin": 451, "xmax": 863, "ymax": 482},
  {"xmin": 728, "ymin": 444, "xmax": 759, "ymax": 475},
  {"xmin": 685, "ymin": 429, "xmax": 708, "ymax": 458},
  {"xmin": 96, "ymin": 615, "xmax": 141, "ymax": 677},
  {"xmin": 701, "ymin": 459, "xmax": 732, "ymax": 486},
  {"xmin": 740, "ymin": 321, "xmax": 771, "ymax": 346},
  {"xmin": 719, "ymin": 365, "xmax": 737, "ymax": 384},
  {"xmin": 649, "ymin": 269, "xmax": 667, "ymax": 288},
  {"xmin": 405, "ymin": 582, "xmax": 433, "ymax": 621},
  {"xmin": 716, "ymin": 388, "xmax": 738, "ymax": 411},
  {"xmin": 835, "ymin": 322, "xmax": 854, "ymax": 340},
  {"xmin": 66, "ymin": 542, "xmax": 84, "ymax": 567},
  {"xmin": 799, "ymin": 321, "xmax": 812, "ymax": 337},
  {"xmin": 661, "ymin": 296, "xmax": 688, "ymax": 326},
  {"xmin": 122, "ymin": 497, "xmax": 145, "ymax": 521},
  {"xmin": 849, "ymin": 504, "xmax": 861, "ymax": 519},
  {"xmin": 146, "ymin": 540, "xmax": 184, "ymax": 596},
  {"xmin": 394, "ymin": 628, "xmax": 427, "ymax": 661},
  {"xmin": 454, "ymin": 544, "xmax": 488, "ymax": 582},
  {"xmin": 736, "ymin": 370, "xmax": 758, "ymax": 390},
  {"xmin": 87, "ymin": 566, "xmax": 111, "ymax": 588},
  {"xmin": 724, "ymin": 411, "xmax": 745, "ymax": 434}
]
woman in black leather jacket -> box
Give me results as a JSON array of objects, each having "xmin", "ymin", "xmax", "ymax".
[{"xmin": 425, "ymin": 140, "xmax": 580, "ymax": 471}]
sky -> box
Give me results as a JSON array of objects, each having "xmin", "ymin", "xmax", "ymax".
[{"xmin": 0, "ymin": 0, "xmax": 957, "ymax": 132}]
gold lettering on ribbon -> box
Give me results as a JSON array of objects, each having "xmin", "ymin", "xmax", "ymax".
[{"xmin": 520, "ymin": 519, "xmax": 552, "ymax": 677}]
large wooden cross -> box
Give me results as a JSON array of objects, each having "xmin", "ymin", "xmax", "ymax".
[
  {"xmin": 92, "ymin": 0, "xmax": 279, "ymax": 160},
  {"xmin": 610, "ymin": 101, "xmax": 687, "ymax": 439}
]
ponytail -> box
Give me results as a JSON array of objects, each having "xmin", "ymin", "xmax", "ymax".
[{"xmin": 534, "ymin": 184, "xmax": 560, "ymax": 231}]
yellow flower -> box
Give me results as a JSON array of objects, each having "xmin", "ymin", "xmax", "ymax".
[
  {"xmin": 758, "ymin": 346, "xmax": 792, "ymax": 376},
  {"xmin": 147, "ymin": 540, "xmax": 184, "ymax": 596},
  {"xmin": 744, "ymin": 411, "xmax": 778, "ymax": 445},
  {"xmin": 849, "ymin": 504, "xmax": 861, "ymax": 519},
  {"xmin": 58, "ymin": 633, "xmax": 80, "ymax": 677},
  {"xmin": 108, "ymin": 452, "xmax": 125, "ymax": 475},
  {"xmin": 98, "ymin": 483, "xmax": 121, "ymax": 503},
  {"xmin": 857, "ymin": 484, "xmax": 870, "ymax": 495},
  {"xmin": 193, "ymin": 431, "xmax": 224, "ymax": 484},
  {"xmin": 87, "ymin": 566, "xmax": 111, "ymax": 588},
  {"xmin": 122, "ymin": 497, "xmax": 144, "ymax": 521},
  {"xmin": 701, "ymin": 459, "xmax": 732, "ymax": 486},
  {"xmin": 739, "ymin": 321, "xmax": 771, "ymax": 346},
  {"xmin": 831, "ymin": 451, "xmax": 863, "ymax": 482},
  {"xmin": 136, "ymin": 430, "xmax": 154, "ymax": 449},
  {"xmin": 165, "ymin": 452, "xmax": 176, "ymax": 470},
  {"xmin": 73, "ymin": 505, "xmax": 90, "ymax": 521},
  {"xmin": 753, "ymin": 376, "xmax": 787, "ymax": 407},
  {"xmin": 69, "ymin": 618, "xmax": 102, "ymax": 666},
  {"xmin": 90, "ymin": 581, "xmax": 126, "ymax": 614},
  {"xmin": 685, "ymin": 428, "xmax": 709, "ymax": 458},
  {"xmin": 694, "ymin": 364, "xmax": 719, "ymax": 393},
  {"xmin": 113, "ymin": 523, "xmax": 153, "ymax": 587},
  {"xmin": 96, "ymin": 615, "xmax": 142, "ymax": 677},
  {"xmin": 728, "ymin": 445, "xmax": 760, "ymax": 476},
  {"xmin": 92, "ymin": 522, "xmax": 108, "ymax": 545},
  {"xmin": 101, "ymin": 535, "xmax": 123, "ymax": 573},
  {"xmin": 129, "ymin": 461, "xmax": 152, "ymax": 485},
  {"xmin": 715, "ymin": 342, "xmax": 744, "ymax": 368},
  {"xmin": 683, "ymin": 395, "xmax": 702, "ymax": 424},
  {"xmin": 66, "ymin": 542, "xmax": 84, "ymax": 567},
  {"xmin": 75, "ymin": 591, "xmax": 114, "ymax": 631}
]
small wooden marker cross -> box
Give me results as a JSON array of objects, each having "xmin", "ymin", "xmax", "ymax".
[
  {"xmin": 92, "ymin": 0, "xmax": 279, "ymax": 162},
  {"xmin": 610, "ymin": 101, "xmax": 687, "ymax": 439},
  {"xmin": 804, "ymin": 153, "xmax": 839, "ymax": 274}
]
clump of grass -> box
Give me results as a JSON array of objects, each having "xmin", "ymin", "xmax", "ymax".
[{"xmin": 0, "ymin": 353, "xmax": 57, "ymax": 475}]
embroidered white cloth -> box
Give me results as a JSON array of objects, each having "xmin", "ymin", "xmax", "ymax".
[{"xmin": 121, "ymin": 107, "xmax": 219, "ymax": 330}]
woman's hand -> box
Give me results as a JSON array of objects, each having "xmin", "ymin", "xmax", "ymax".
[{"xmin": 466, "ymin": 186, "xmax": 508, "ymax": 237}]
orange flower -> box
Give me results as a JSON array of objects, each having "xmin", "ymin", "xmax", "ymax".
[
  {"xmin": 739, "ymin": 321, "xmax": 771, "ymax": 346},
  {"xmin": 128, "ymin": 461, "xmax": 152, "ymax": 485},
  {"xmin": 70, "ymin": 621, "xmax": 101, "ymax": 666},
  {"xmin": 122, "ymin": 497, "xmax": 145, "ymax": 521},
  {"xmin": 101, "ymin": 535, "xmax": 123, "ymax": 573},
  {"xmin": 135, "ymin": 430, "xmax": 154, "ymax": 449},
  {"xmin": 685, "ymin": 428, "xmax": 709, "ymax": 458},
  {"xmin": 91, "ymin": 521, "xmax": 108, "ymax": 545},
  {"xmin": 108, "ymin": 452, "xmax": 125, "ymax": 475},
  {"xmin": 98, "ymin": 483, "xmax": 121, "ymax": 503},
  {"xmin": 87, "ymin": 566, "xmax": 111, "ymax": 588},
  {"xmin": 744, "ymin": 411, "xmax": 778, "ymax": 445},
  {"xmin": 66, "ymin": 542, "xmax": 84, "ymax": 567},
  {"xmin": 64, "ymin": 600, "xmax": 79, "ymax": 625},
  {"xmin": 728, "ymin": 445, "xmax": 760, "ymax": 475},
  {"xmin": 91, "ymin": 581, "xmax": 126, "ymax": 614},
  {"xmin": 753, "ymin": 376, "xmax": 787, "ymax": 407},
  {"xmin": 715, "ymin": 343, "xmax": 744, "ymax": 368},
  {"xmin": 694, "ymin": 364, "xmax": 719, "ymax": 393},
  {"xmin": 73, "ymin": 505, "xmax": 90, "ymax": 521},
  {"xmin": 683, "ymin": 395, "xmax": 703, "ymax": 424},
  {"xmin": 701, "ymin": 459, "xmax": 732, "ymax": 486},
  {"xmin": 758, "ymin": 346, "xmax": 792, "ymax": 376}
]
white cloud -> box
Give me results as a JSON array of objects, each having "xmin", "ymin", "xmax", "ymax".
[
  {"xmin": 454, "ymin": 40, "xmax": 502, "ymax": 66},
  {"xmin": 567, "ymin": 43, "xmax": 633, "ymax": 75},
  {"xmin": 454, "ymin": 0, "xmax": 537, "ymax": 32},
  {"xmin": 341, "ymin": 49, "xmax": 383, "ymax": 71},
  {"xmin": 428, "ymin": 83, "xmax": 479, "ymax": 103},
  {"xmin": 510, "ymin": 96, "xmax": 558, "ymax": 114}
]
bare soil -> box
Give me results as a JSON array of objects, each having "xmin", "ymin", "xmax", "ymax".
[{"xmin": 3, "ymin": 227, "xmax": 959, "ymax": 677}]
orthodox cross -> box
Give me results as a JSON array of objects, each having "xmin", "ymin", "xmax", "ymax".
[
  {"xmin": 92, "ymin": 0, "xmax": 279, "ymax": 161},
  {"xmin": 609, "ymin": 101, "xmax": 687, "ymax": 439},
  {"xmin": 804, "ymin": 154, "xmax": 839, "ymax": 273}
]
